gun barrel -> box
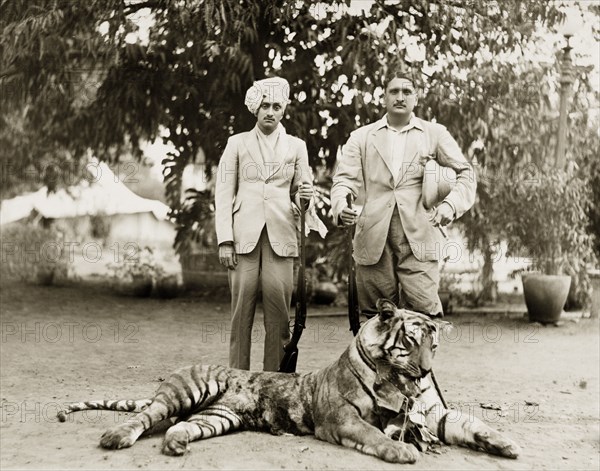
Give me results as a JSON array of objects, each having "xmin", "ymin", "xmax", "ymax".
[
  {"xmin": 278, "ymin": 200, "xmax": 307, "ymax": 373},
  {"xmin": 346, "ymin": 194, "xmax": 361, "ymax": 336}
]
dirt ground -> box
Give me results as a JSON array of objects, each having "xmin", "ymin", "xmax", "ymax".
[{"xmin": 1, "ymin": 279, "xmax": 599, "ymax": 470}]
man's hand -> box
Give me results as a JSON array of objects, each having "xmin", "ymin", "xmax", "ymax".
[
  {"xmin": 339, "ymin": 205, "xmax": 358, "ymax": 226},
  {"xmin": 219, "ymin": 243, "xmax": 238, "ymax": 270},
  {"xmin": 298, "ymin": 182, "xmax": 314, "ymax": 201},
  {"xmin": 431, "ymin": 202, "xmax": 455, "ymax": 227}
]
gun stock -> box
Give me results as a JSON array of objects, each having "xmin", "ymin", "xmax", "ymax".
[{"xmin": 279, "ymin": 338, "xmax": 298, "ymax": 374}]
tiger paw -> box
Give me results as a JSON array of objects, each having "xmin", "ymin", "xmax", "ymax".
[
  {"xmin": 474, "ymin": 430, "xmax": 521, "ymax": 459},
  {"xmin": 100, "ymin": 425, "xmax": 138, "ymax": 449},
  {"xmin": 162, "ymin": 430, "xmax": 190, "ymax": 456},
  {"xmin": 375, "ymin": 442, "xmax": 419, "ymax": 463}
]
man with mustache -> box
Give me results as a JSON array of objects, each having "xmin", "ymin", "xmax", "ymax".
[
  {"xmin": 215, "ymin": 76, "xmax": 313, "ymax": 371},
  {"xmin": 331, "ymin": 71, "xmax": 477, "ymax": 318}
]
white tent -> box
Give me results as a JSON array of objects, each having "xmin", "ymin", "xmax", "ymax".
[
  {"xmin": 1, "ymin": 159, "xmax": 179, "ymax": 276},
  {"xmin": 1, "ymin": 159, "xmax": 170, "ymax": 225}
]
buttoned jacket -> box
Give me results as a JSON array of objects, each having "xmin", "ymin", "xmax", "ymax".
[
  {"xmin": 331, "ymin": 115, "xmax": 476, "ymax": 264},
  {"xmin": 215, "ymin": 128, "xmax": 312, "ymax": 257}
]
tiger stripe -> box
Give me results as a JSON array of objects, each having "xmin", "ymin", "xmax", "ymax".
[
  {"xmin": 57, "ymin": 399, "xmax": 152, "ymax": 422},
  {"xmin": 57, "ymin": 300, "xmax": 519, "ymax": 462}
]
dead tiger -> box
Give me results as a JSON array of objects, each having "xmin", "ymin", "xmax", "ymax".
[{"xmin": 57, "ymin": 299, "xmax": 520, "ymax": 463}]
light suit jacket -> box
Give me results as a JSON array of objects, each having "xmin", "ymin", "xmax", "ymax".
[
  {"xmin": 331, "ymin": 116, "xmax": 476, "ymax": 264},
  {"xmin": 215, "ymin": 127, "xmax": 312, "ymax": 257}
]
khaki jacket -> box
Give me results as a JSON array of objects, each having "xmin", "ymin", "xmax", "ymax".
[
  {"xmin": 331, "ymin": 116, "xmax": 476, "ymax": 264},
  {"xmin": 215, "ymin": 127, "xmax": 312, "ymax": 257}
]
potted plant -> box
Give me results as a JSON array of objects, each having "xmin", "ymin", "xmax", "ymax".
[
  {"xmin": 310, "ymin": 257, "xmax": 339, "ymax": 305},
  {"xmin": 499, "ymin": 166, "xmax": 594, "ymax": 324},
  {"xmin": 586, "ymin": 152, "xmax": 600, "ymax": 318}
]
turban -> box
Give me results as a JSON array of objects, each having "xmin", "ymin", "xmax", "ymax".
[{"xmin": 244, "ymin": 77, "xmax": 291, "ymax": 115}]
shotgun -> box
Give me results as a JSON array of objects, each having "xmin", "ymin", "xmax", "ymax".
[
  {"xmin": 346, "ymin": 194, "xmax": 361, "ymax": 336},
  {"xmin": 278, "ymin": 200, "xmax": 307, "ymax": 373}
]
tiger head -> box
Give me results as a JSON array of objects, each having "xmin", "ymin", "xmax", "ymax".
[{"xmin": 355, "ymin": 299, "xmax": 442, "ymax": 401}]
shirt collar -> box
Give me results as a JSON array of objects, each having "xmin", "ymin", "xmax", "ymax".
[{"xmin": 378, "ymin": 113, "xmax": 423, "ymax": 132}]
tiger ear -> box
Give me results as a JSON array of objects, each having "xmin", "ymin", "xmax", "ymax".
[
  {"xmin": 432, "ymin": 319, "xmax": 452, "ymax": 332},
  {"xmin": 376, "ymin": 298, "xmax": 398, "ymax": 320}
]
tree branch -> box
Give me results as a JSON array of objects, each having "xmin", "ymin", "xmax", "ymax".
[{"xmin": 123, "ymin": 1, "xmax": 162, "ymax": 15}]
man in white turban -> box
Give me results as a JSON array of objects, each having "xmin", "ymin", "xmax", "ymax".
[
  {"xmin": 214, "ymin": 76, "xmax": 314, "ymax": 371},
  {"xmin": 244, "ymin": 77, "xmax": 291, "ymax": 115}
]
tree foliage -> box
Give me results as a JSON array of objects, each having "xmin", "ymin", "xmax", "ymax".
[
  {"xmin": 4, "ymin": 0, "xmax": 597, "ymax": 301},
  {"xmin": 1, "ymin": 0, "xmax": 565, "ymax": 191}
]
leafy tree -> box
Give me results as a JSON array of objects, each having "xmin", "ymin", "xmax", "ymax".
[
  {"xmin": 7, "ymin": 0, "xmax": 595, "ymax": 301},
  {"xmin": 457, "ymin": 52, "xmax": 598, "ymax": 304},
  {"xmin": 1, "ymin": 0, "xmax": 565, "ymax": 181}
]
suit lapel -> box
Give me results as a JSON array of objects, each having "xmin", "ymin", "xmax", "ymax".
[
  {"xmin": 265, "ymin": 132, "xmax": 291, "ymax": 180},
  {"xmin": 243, "ymin": 131, "xmax": 267, "ymax": 180},
  {"xmin": 371, "ymin": 126, "xmax": 395, "ymax": 178}
]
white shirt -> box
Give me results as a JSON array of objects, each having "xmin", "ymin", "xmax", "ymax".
[{"xmin": 384, "ymin": 114, "xmax": 420, "ymax": 182}]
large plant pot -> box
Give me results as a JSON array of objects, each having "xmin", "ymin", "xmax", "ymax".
[
  {"xmin": 522, "ymin": 274, "xmax": 571, "ymax": 324},
  {"xmin": 312, "ymin": 281, "xmax": 338, "ymax": 305}
]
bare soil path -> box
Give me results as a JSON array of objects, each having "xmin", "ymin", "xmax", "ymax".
[{"xmin": 1, "ymin": 280, "xmax": 598, "ymax": 470}]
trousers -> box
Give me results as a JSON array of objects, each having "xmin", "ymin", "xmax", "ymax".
[
  {"xmin": 356, "ymin": 208, "xmax": 443, "ymax": 317},
  {"xmin": 228, "ymin": 227, "xmax": 293, "ymax": 371}
]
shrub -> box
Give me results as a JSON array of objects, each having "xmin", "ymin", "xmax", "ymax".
[
  {"xmin": 108, "ymin": 246, "xmax": 181, "ymax": 298},
  {"xmin": 108, "ymin": 246, "xmax": 161, "ymax": 281},
  {"xmin": 499, "ymin": 165, "xmax": 596, "ymax": 308},
  {"xmin": 154, "ymin": 274, "xmax": 182, "ymax": 299},
  {"xmin": 89, "ymin": 213, "xmax": 111, "ymax": 241},
  {"xmin": 1, "ymin": 223, "xmax": 71, "ymax": 285}
]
